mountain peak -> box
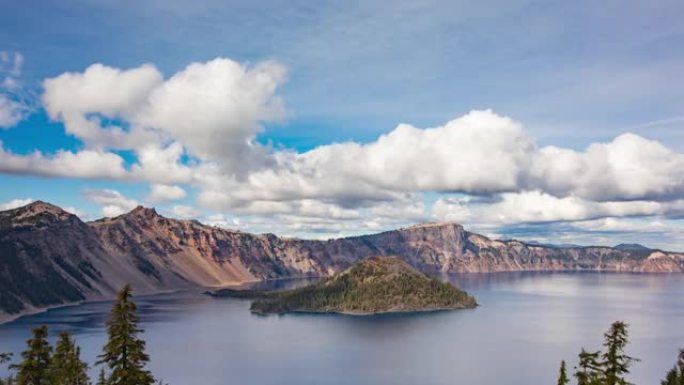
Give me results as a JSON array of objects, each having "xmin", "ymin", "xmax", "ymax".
[
  {"xmin": 126, "ymin": 205, "xmax": 160, "ymax": 219},
  {"xmin": 24, "ymin": 200, "xmax": 66, "ymax": 214},
  {"xmin": 0, "ymin": 200, "xmax": 78, "ymax": 230}
]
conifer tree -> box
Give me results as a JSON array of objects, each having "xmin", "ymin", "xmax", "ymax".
[
  {"xmin": 661, "ymin": 349, "xmax": 684, "ymax": 385},
  {"xmin": 50, "ymin": 331, "xmax": 90, "ymax": 385},
  {"xmin": 575, "ymin": 349, "xmax": 603, "ymax": 385},
  {"xmin": 97, "ymin": 285, "xmax": 155, "ymax": 385},
  {"xmin": 557, "ymin": 360, "xmax": 570, "ymax": 385},
  {"xmin": 0, "ymin": 351, "xmax": 13, "ymax": 385},
  {"xmin": 601, "ymin": 321, "xmax": 638, "ymax": 385},
  {"xmin": 10, "ymin": 325, "xmax": 52, "ymax": 385},
  {"xmin": 95, "ymin": 369, "xmax": 107, "ymax": 385}
]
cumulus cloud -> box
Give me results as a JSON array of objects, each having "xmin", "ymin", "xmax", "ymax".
[
  {"xmin": 531, "ymin": 133, "xmax": 684, "ymax": 201},
  {"xmin": 0, "ymin": 142, "xmax": 127, "ymax": 179},
  {"xmin": 83, "ymin": 189, "xmax": 138, "ymax": 217},
  {"xmin": 196, "ymin": 109, "xmax": 684, "ymax": 219},
  {"xmin": 147, "ymin": 184, "xmax": 187, "ymax": 203},
  {"xmin": 130, "ymin": 142, "xmax": 194, "ymax": 184},
  {"xmin": 42, "ymin": 63, "xmax": 163, "ymax": 147},
  {"xmin": 0, "ymin": 198, "xmax": 33, "ymax": 211},
  {"xmin": 1, "ymin": 55, "xmax": 683, "ymax": 242},
  {"xmin": 205, "ymin": 110, "xmax": 533, "ymax": 207},
  {"xmin": 136, "ymin": 59, "xmax": 286, "ymax": 174},
  {"xmin": 42, "ymin": 58, "xmax": 286, "ymax": 178}
]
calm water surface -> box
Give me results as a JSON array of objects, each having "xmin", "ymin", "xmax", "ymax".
[{"xmin": 0, "ymin": 272, "xmax": 682, "ymax": 385}]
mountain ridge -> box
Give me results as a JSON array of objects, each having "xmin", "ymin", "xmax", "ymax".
[{"xmin": 0, "ymin": 201, "xmax": 683, "ymax": 320}]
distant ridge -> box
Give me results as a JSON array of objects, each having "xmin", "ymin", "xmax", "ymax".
[
  {"xmin": 614, "ymin": 243, "xmax": 652, "ymax": 251},
  {"xmin": 0, "ymin": 201, "xmax": 683, "ymax": 319},
  {"xmin": 524, "ymin": 240, "xmax": 584, "ymax": 249}
]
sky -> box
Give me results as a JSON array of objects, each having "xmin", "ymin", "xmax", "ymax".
[{"xmin": 1, "ymin": 0, "xmax": 683, "ymax": 249}]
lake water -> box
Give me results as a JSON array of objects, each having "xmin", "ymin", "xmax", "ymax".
[{"xmin": 0, "ymin": 272, "xmax": 682, "ymax": 385}]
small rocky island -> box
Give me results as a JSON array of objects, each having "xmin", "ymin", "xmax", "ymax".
[{"xmin": 209, "ymin": 256, "xmax": 477, "ymax": 315}]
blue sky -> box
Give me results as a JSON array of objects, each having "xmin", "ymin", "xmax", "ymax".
[{"xmin": 1, "ymin": 0, "xmax": 683, "ymax": 249}]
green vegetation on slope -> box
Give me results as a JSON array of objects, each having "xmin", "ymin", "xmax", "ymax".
[{"xmin": 248, "ymin": 256, "xmax": 477, "ymax": 314}]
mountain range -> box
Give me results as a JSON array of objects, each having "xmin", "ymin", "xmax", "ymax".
[{"xmin": 1, "ymin": 201, "xmax": 682, "ymax": 320}]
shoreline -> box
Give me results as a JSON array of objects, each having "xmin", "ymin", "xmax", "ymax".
[
  {"xmin": 251, "ymin": 304, "xmax": 479, "ymax": 317},
  {"xmin": 0, "ymin": 274, "xmax": 325, "ymax": 326},
  {"xmin": 2, "ymin": 269, "xmax": 680, "ymax": 325}
]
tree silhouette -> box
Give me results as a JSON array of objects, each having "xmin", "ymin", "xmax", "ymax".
[
  {"xmin": 557, "ymin": 360, "xmax": 570, "ymax": 385},
  {"xmin": 97, "ymin": 285, "xmax": 155, "ymax": 385},
  {"xmin": 10, "ymin": 326, "xmax": 52, "ymax": 385},
  {"xmin": 50, "ymin": 331, "xmax": 89, "ymax": 385}
]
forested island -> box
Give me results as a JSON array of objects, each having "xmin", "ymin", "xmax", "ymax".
[{"xmin": 210, "ymin": 256, "xmax": 478, "ymax": 315}]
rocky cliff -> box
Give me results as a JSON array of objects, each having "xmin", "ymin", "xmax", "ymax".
[{"xmin": 1, "ymin": 201, "xmax": 682, "ymax": 319}]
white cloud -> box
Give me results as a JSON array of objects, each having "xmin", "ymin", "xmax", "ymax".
[
  {"xmin": 26, "ymin": 59, "xmax": 684, "ymax": 220},
  {"xmin": 432, "ymin": 191, "xmax": 684, "ymax": 226},
  {"xmin": 146, "ymin": 184, "xmax": 187, "ymax": 203},
  {"xmin": 0, "ymin": 143, "xmax": 127, "ymax": 179},
  {"xmin": 130, "ymin": 142, "xmax": 194, "ymax": 184},
  {"xmin": 0, "ymin": 95, "xmax": 29, "ymax": 128},
  {"xmin": 0, "ymin": 52, "xmax": 23, "ymax": 87},
  {"xmin": 83, "ymin": 189, "xmax": 138, "ymax": 217},
  {"xmin": 0, "ymin": 51, "xmax": 30, "ymax": 128},
  {"xmin": 42, "ymin": 58, "xmax": 286, "ymax": 179},
  {"xmin": 2, "ymin": 55, "xmax": 683, "ymax": 244},
  {"xmin": 532, "ymin": 133, "xmax": 684, "ymax": 201},
  {"xmin": 167, "ymin": 205, "xmax": 200, "ymax": 219},
  {"xmin": 0, "ymin": 198, "xmax": 33, "ymax": 211},
  {"xmin": 62, "ymin": 206, "xmax": 88, "ymax": 219},
  {"xmin": 196, "ymin": 110, "xmax": 527, "ymax": 212},
  {"xmin": 202, "ymin": 213, "xmax": 240, "ymax": 229},
  {"xmin": 42, "ymin": 63, "xmax": 163, "ymax": 147},
  {"xmin": 195, "ymin": 110, "xmax": 684, "ymax": 218},
  {"xmin": 572, "ymin": 217, "xmax": 670, "ymax": 233},
  {"xmin": 136, "ymin": 59, "xmax": 286, "ymax": 174}
]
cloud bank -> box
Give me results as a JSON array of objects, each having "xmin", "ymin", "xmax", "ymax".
[{"xmin": 1, "ymin": 57, "xmax": 683, "ymax": 246}]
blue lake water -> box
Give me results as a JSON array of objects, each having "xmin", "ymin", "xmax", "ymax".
[{"xmin": 0, "ymin": 272, "xmax": 683, "ymax": 385}]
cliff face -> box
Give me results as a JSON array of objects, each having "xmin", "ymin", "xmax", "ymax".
[{"xmin": 0, "ymin": 201, "xmax": 683, "ymax": 318}]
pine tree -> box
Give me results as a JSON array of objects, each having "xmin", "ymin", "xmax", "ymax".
[
  {"xmin": 557, "ymin": 360, "xmax": 570, "ymax": 385},
  {"xmin": 0, "ymin": 352, "xmax": 13, "ymax": 385},
  {"xmin": 10, "ymin": 325, "xmax": 52, "ymax": 385},
  {"xmin": 678, "ymin": 349, "xmax": 684, "ymax": 385},
  {"xmin": 662, "ymin": 368, "xmax": 680, "ymax": 385},
  {"xmin": 601, "ymin": 321, "xmax": 638, "ymax": 385},
  {"xmin": 661, "ymin": 349, "xmax": 684, "ymax": 385},
  {"xmin": 97, "ymin": 285, "xmax": 155, "ymax": 385},
  {"xmin": 50, "ymin": 331, "xmax": 90, "ymax": 385},
  {"xmin": 575, "ymin": 348, "xmax": 603, "ymax": 385},
  {"xmin": 96, "ymin": 369, "xmax": 107, "ymax": 385}
]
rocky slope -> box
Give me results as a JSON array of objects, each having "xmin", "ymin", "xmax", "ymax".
[
  {"xmin": 1, "ymin": 201, "xmax": 683, "ymax": 319},
  {"xmin": 246, "ymin": 256, "xmax": 477, "ymax": 315}
]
